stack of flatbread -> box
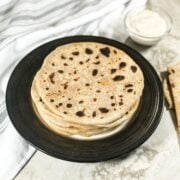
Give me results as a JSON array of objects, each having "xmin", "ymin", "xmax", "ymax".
[
  {"xmin": 31, "ymin": 42, "xmax": 144, "ymax": 138},
  {"xmin": 163, "ymin": 64, "xmax": 180, "ymax": 132}
]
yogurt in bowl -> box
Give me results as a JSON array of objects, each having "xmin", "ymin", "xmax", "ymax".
[{"xmin": 124, "ymin": 6, "xmax": 172, "ymax": 46}]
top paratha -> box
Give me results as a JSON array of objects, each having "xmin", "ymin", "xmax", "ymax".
[{"xmin": 35, "ymin": 42, "xmax": 144, "ymax": 125}]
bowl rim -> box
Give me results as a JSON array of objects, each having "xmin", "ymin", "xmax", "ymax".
[{"xmin": 124, "ymin": 6, "xmax": 173, "ymax": 39}]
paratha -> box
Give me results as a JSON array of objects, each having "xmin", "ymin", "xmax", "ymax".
[
  {"xmin": 168, "ymin": 64, "xmax": 180, "ymax": 132},
  {"xmin": 35, "ymin": 42, "xmax": 144, "ymax": 126},
  {"xmin": 163, "ymin": 78, "xmax": 173, "ymax": 109}
]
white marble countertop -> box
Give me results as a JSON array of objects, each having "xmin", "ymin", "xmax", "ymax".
[
  {"xmin": 15, "ymin": 112, "xmax": 180, "ymax": 180},
  {"xmin": 9, "ymin": 0, "xmax": 180, "ymax": 179}
]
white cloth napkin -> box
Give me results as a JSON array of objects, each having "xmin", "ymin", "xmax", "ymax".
[
  {"xmin": 1, "ymin": 0, "xmax": 180, "ymax": 180},
  {"xmin": 0, "ymin": 123, "xmax": 35, "ymax": 180}
]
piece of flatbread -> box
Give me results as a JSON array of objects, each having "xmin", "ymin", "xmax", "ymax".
[
  {"xmin": 168, "ymin": 64, "xmax": 180, "ymax": 132},
  {"xmin": 35, "ymin": 42, "xmax": 144, "ymax": 126},
  {"xmin": 163, "ymin": 78, "xmax": 173, "ymax": 109}
]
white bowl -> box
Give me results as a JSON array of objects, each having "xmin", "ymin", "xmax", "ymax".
[{"xmin": 124, "ymin": 6, "xmax": 172, "ymax": 46}]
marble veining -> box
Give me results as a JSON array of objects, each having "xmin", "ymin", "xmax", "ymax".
[{"xmin": 92, "ymin": 147, "xmax": 157, "ymax": 180}]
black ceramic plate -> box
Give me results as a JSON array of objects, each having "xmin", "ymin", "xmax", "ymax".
[{"xmin": 6, "ymin": 36, "xmax": 163, "ymax": 162}]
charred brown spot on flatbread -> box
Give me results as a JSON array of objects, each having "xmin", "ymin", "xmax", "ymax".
[
  {"xmin": 50, "ymin": 99, "xmax": 54, "ymax": 103},
  {"xmin": 127, "ymin": 89, "xmax": 133, "ymax": 93},
  {"xmin": 79, "ymin": 61, "xmax": 84, "ymax": 65},
  {"xmin": 79, "ymin": 100, "xmax": 84, "ymax": 104},
  {"xmin": 168, "ymin": 69, "xmax": 175, "ymax": 74},
  {"xmin": 111, "ymin": 69, "xmax": 117, "ymax": 74},
  {"xmin": 99, "ymin": 108, "xmax": 109, "ymax": 113},
  {"xmin": 76, "ymin": 111, "xmax": 85, "ymax": 117},
  {"xmin": 125, "ymin": 84, "xmax": 133, "ymax": 88},
  {"xmin": 85, "ymin": 48, "xmax": 93, "ymax": 54},
  {"xmin": 49, "ymin": 73, "xmax": 55, "ymax": 84},
  {"xmin": 100, "ymin": 47, "xmax": 110, "ymax": 57},
  {"xmin": 66, "ymin": 103, "xmax": 72, "ymax": 108},
  {"xmin": 61, "ymin": 55, "xmax": 66, "ymax": 59},
  {"xmin": 93, "ymin": 61, "xmax": 100, "ymax": 65},
  {"xmin": 58, "ymin": 70, "xmax": 64, "ymax": 74},
  {"xmin": 74, "ymin": 77, "xmax": 80, "ymax": 81},
  {"xmin": 93, "ymin": 98, "xmax": 97, "ymax": 102},
  {"xmin": 63, "ymin": 83, "xmax": 68, "ymax": 90},
  {"xmin": 85, "ymin": 83, "xmax": 90, "ymax": 86},
  {"xmin": 131, "ymin": 66, "xmax": 137, "ymax": 73},
  {"xmin": 92, "ymin": 69, "xmax": 98, "ymax": 76},
  {"xmin": 92, "ymin": 111, "xmax": 96, "ymax": 117},
  {"xmin": 113, "ymin": 49, "xmax": 117, "ymax": 54},
  {"xmin": 86, "ymin": 58, "xmax": 90, "ymax": 62},
  {"xmin": 119, "ymin": 62, "xmax": 126, "ymax": 69},
  {"xmin": 113, "ymin": 75, "xmax": 125, "ymax": 81},
  {"xmin": 72, "ymin": 51, "xmax": 79, "ymax": 56}
]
